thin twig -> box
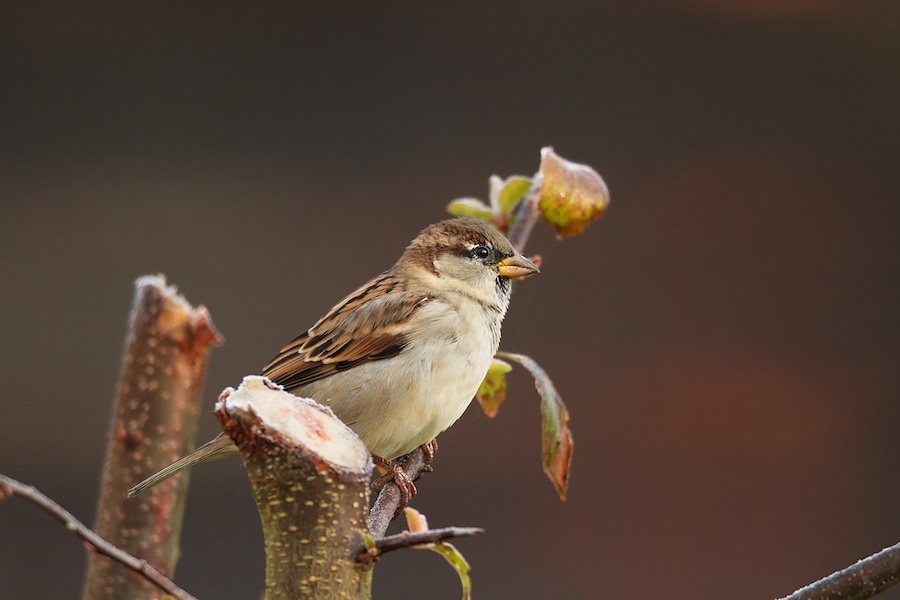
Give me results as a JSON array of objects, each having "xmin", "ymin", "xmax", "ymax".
[
  {"xmin": 777, "ymin": 541, "xmax": 900, "ymax": 600},
  {"xmin": 0, "ymin": 474, "xmax": 197, "ymax": 600},
  {"xmin": 359, "ymin": 527, "xmax": 483, "ymax": 561},
  {"xmin": 368, "ymin": 448, "xmax": 428, "ymax": 538},
  {"xmin": 505, "ymin": 185, "xmax": 543, "ymax": 253}
]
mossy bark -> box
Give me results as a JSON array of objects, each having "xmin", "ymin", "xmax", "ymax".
[
  {"xmin": 83, "ymin": 276, "xmax": 221, "ymax": 600},
  {"xmin": 215, "ymin": 377, "xmax": 374, "ymax": 600}
]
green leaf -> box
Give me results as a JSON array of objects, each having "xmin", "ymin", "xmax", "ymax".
[
  {"xmin": 426, "ymin": 543, "xmax": 472, "ymax": 600},
  {"xmin": 361, "ymin": 532, "xmax": 376, "ymax": 552},
  {"xmin": 497, "ymin": 351, "xmax": 572, "ymax": 500},
  {"xmin": 406, "ymin": 508, "xmax": 473, "ymax": 600},
  {"xmin": 446, "ymin": 197, "xmax": 493, "ymax": 222},
  {"xmin": 475, "ymin": 358, "xmax": 513, "ymax": 418},
  {"xmin": 535, "ymin": 146, "xmax": 609, "ymax": 239},
  {"xmin": 489, "ymin": 175, "xmax": 534, "ymax": 216}
]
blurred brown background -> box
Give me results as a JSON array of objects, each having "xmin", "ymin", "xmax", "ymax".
[{"xmin": 2, "ymin": 2, "xmax": 899, "ymax": 599}]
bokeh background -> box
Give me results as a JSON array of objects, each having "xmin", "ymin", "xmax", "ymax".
[{"xmin": 2, "ymin": 2, "xmax": 899, "ymax": 599}]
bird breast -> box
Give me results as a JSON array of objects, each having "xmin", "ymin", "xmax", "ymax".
[{"xmin": 294, "ymin": 298, "xmax": 500, "ymax": 460}]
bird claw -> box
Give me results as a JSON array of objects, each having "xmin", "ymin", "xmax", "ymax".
[
  {"xmin": 372, "ymin": 455, "xmax": 417, "ymax": 517},
  {"xmin": 371, "ymin": 441, "xmax": 439, "ymax": 518},
  {"xmin": 422, "ymin": 439, "xmax": 438, "ymax": 464}
]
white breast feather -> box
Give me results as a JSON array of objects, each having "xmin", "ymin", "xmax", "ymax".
[{"xmin": 299, "ymin": 298, "xmax": 500, "ymax": 460}]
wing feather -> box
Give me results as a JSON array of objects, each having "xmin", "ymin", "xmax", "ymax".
[{"xmin": 261, "ymin": 272, "xmax": 430, "ymax": 390}]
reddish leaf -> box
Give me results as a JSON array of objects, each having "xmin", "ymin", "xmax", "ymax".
[
  {"xmin": 496, "ymin": 351, "xmax": 572, "ymax": 500},
  {"xmin": 536, "ymin": 147, "xmax": 609, "ymax": 239}
]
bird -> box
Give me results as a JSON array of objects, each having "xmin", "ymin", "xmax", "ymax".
[{"xmin": 127, "ymin": 217, "xmax": 539, "ymax": 504}]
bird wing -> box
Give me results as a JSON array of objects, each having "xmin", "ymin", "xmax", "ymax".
[{"xmin": 261, "ymin": 272, "xmax": 431, "ymax": 390}]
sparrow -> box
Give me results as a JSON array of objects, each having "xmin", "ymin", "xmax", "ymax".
[{"xmin": 127, "ymin": 217, "xmax": 539, "ymax": 504}]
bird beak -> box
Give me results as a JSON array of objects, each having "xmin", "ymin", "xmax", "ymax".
[{"xmin": 495, "ymin": 253, "xmax": 540, "ymax": 279}]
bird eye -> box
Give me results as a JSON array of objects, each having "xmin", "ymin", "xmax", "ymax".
[{"xmin": 472, "ymin": 245, "xmax": 490, "ymax": 259}]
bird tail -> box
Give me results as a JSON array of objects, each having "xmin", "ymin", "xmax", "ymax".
[{"xmin": 126, "ymin": 434, "xmax": 238, "ymax": 498}]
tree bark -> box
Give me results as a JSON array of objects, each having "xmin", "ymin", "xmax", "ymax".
[
  {"xmin": 83, "ymin": 275, "xmax": 221, "ymax": 600},
  {"xmin": 215, "ymin": 376, "xmax": 374, "ymax": 600},
  {"xmin": 778, "ymin": 541, "xmax": 900, "ymax": 600}
]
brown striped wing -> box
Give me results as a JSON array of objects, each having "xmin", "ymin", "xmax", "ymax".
[{"xmin": 261, "ymin": 272, "xmax": 431, "ymax": 390}]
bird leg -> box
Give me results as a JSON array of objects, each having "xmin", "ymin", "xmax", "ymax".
[
  {"xmin": 371, "ymin": 455, "xmax": 417, "ymax": 510},
  {"xmin": 371, "ymin": 441, "xmax": 439, "ymax": 516}
]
